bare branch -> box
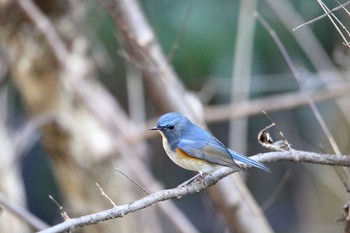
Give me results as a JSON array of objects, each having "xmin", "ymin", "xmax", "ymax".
[
  {"xmin": 293, "ymin": 0, "xmax": 350, "ymax": 31},
  {"xmin": 96, "ymin": 183, "xmax": 117, "ymax": 207},
  {"xmin": 48, "ymin": 195, "xmax": 70, "ymax": 221},
  {"xmin": 205, "ymin": 81, "xmax": 350, "ymax": 122},
  {"xmin": 16, "ymin": 0, "xmax": 68, "ymax": 66},
  {"xmin": 255, "ymin": 12, "xmax": 350, "ymax": 191},
  {"xmin": 0, "ymin": 192, "xmax": 49, "ymax": 231},
  {"xmin": 261, "ymin": 171, "xmax": 291, "ymax": 211},
  {"xmin": 97, "ymin": 0, "xmax": 199, "ymax": 117},
  {"xmin": 115, "ymin": 168, "xmax": 150, "ymax": 195},
  {"xmin": 316, "ymin": 0, "xmax": 350, "ymax": 46},
  {"xmin": 38, "ymin": 149, "xmax": 350, "ymax": 233}
]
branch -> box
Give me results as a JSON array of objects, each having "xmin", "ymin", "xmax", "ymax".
[
  {"xmin": 205, "ymin": 81, "xmax": 350, "ymax": 122},
  {"xmin": 0, "ymin": 192, "xmax": 49, "ymax": 231},
  {"xmin": 97, "ymin": 0, "xmax": 200, "ymax": 118},
  {"xmin": 38, "ymin": 149, "xmax": 350, "ymax": 233},
  {"xmin": 259, "ymin": 150, "xmax": 350, "ymax": 166},
  {"xmin": 16, "ymin": 0, "xmax": 68, "ymax": 66},
  {"xmin": 293, "ymin": 0, "xmax": 350, "ymax": 31}
]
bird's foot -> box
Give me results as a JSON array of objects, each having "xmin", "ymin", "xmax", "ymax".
[{"xmin": 178, "ymin": 172, "xmax": 208, "ymax": 187}]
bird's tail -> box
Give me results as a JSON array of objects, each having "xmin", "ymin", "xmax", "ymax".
[{"xmin": 228, "ymin": 149, "xmax": 270, "ymax": 173}]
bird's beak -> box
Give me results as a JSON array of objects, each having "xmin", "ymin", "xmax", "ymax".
[{"xmin": 150, "ymin": 125, "xmax": 159, "ymax": 131}]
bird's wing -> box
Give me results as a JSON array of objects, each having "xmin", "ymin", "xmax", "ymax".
[{"xmin": 177, "ymin": 139, "xmax": 240, "ymax": 169}]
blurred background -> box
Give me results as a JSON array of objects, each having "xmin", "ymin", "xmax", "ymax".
[{"xmin": 0, "ymin": 0, "xmax": 350, "ymax": 232}]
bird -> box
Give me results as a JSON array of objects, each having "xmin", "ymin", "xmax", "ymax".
[{"xmin": 150, "ymin": 112, "xmax": 270, "ymax": 177}]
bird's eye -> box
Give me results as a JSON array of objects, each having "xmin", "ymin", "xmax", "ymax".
[{"xmin": 168, "ymin": 125, "xmax": 175, "ymax": 130}]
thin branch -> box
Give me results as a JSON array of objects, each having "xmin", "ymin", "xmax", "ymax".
[
  {"xmin": 13, "ymin": 114, "xmax": 56, "ymax": 156},
  {"xmin": 255, "ymin": 12, "xmax": 341, "ymax": 152},
  {"xmin": 261, "ymin": 171, "xmax": 291, "ymax": 211},
  {"xmin": 97, "ymin": 0, "xmax": 201, "ymax": 120},
  {"xmin": 317, "ymin": 0, "xmax": 350, "ymax": 46},
  {"xmin": 265, "ymin": 0, "xmax": 350, "ymax": 131},
  {"xmin": 96, "ymin": 183, "xmax": 117, "ymax": 207},
  {"xmin": 48, "ymin": 195, "xmax": 70, "ymax": 221},
  {"xmin": 16, "ymin": 0, "xmax": 69, "ymax": 67},
  {"xmin": 0, "ymin": 192, "xmax": 49, "ymax": 231},
  {"xmin": 293, "ymin": 0, "xmax": 350, "ymax": 31},
  {"xmin": 255, "ymin": 12, "xmax": 350, "ymax": 190},
  {"xmin": 115, "ymin": 168, "xmax": 150, "ymax": 195},
  {"xmin": 38, "ymin": 149, "xmax": 350, "ymax": 233},
  {"xmin": 205, "ymin": 81, "xmax": 350, "ymax": 122},
  {"xmin": 167, "ymin": 0, "xmax": 194, "ymax": 61}
]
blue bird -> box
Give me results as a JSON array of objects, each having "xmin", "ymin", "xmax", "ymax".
[{"xmin": 150, "ymin": 112, "xmax": 270, "ymax": 176}]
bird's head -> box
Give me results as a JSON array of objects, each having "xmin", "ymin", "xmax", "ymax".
[{"xmin": 150, "ymin": 112, "xmax": 190, "ymax": 142}]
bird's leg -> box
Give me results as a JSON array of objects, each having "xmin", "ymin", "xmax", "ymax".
[{"xmin": 178, "ymin": 172, "xmax": 208, "ymax": 187}]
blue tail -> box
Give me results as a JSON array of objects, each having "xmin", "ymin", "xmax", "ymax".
[{"xmin": 228, "ymin": 149, "xmax": 270, "ymax": 173}]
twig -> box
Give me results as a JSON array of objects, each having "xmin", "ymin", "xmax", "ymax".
[
  {"xmin": 262, "ymin": 111, "xmax": 289, "ymax": 144},
  {"xmin": 255, "ymin": 12, "xmax": 341, "ymax": 154},
  {"xmin": 167, "ymin": 0, "xmax": 194, "ymax": 61},
  {"xmin": 317, "ymin": 0, "xmax": 350, "ymax": 46},
  {"xmin": 334, "ymin": 0, "xmax": 350, "ymax": 16},
  {"xmin": 96, "ymin": 183, "xmax": 117, "ymax": 207},
  {"xmin": 255, "ymin": 12, "xmax": 350, "ymax": 190},
  {"xmin": 0, "ymin": 192, "xmax": 49, "ymax": 231},
  {"xmin": 259, "ymin": 111, "xmax": 292, "ymax": 151},
  {"xmin": 293, "ymin": 0, "xmax": 350, "ymax": 31},
  {"xmin": 115, "ymin": 168, "xmax": 150, "ymax": 195},
  {"xmin": 48, "ymin": 195, "xmax": 70, "ymax": 221},
  {"xmin": 38, "ymin": 149, "xmax": 350, "ymax": 233},
  {"xmin": 261, "ymin": 171, "xmax": 291, "ymax": 211}
]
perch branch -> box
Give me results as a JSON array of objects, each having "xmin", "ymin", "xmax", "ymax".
[{"xmin": 38, "ymin": 149, "xmax": 350, "ymax": 233}]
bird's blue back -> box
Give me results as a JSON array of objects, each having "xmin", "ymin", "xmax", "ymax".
[{"xmin": 179, "ymin": 121, "xmax": 270, "ymax": 172}]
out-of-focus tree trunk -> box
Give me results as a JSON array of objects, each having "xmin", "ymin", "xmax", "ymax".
[{"xmin": 0, "ymin": 1, "xmax": 161, "ymax": 232}]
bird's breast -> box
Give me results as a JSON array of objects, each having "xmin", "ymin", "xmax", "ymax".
[{"xmin": 160, "ymin": 134, "xmax": 217, "ymax": 174}]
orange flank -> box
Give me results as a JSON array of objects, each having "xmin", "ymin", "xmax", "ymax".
[
  {"xmin": 175, "ymin": 147, "xmax": 200, "ymax": 160},
  {"xmin": 173, "ymin": 147, "xmax": 217, "ymax": 173}
]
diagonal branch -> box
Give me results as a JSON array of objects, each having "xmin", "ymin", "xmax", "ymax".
[
  {"xmin": 38, "ymin": 149, "xmax": 350, "ymax": 233},
  {"xmin": 16, "ymin": 0, "xmax": 68, "ymax": 66},
  {"xmin": 0, "ymin": 192, "xmax": 49, "ymax": 231},
  {"xmin": 293, "ymin": 0, "xmax": 350, "ymax": 31}
]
